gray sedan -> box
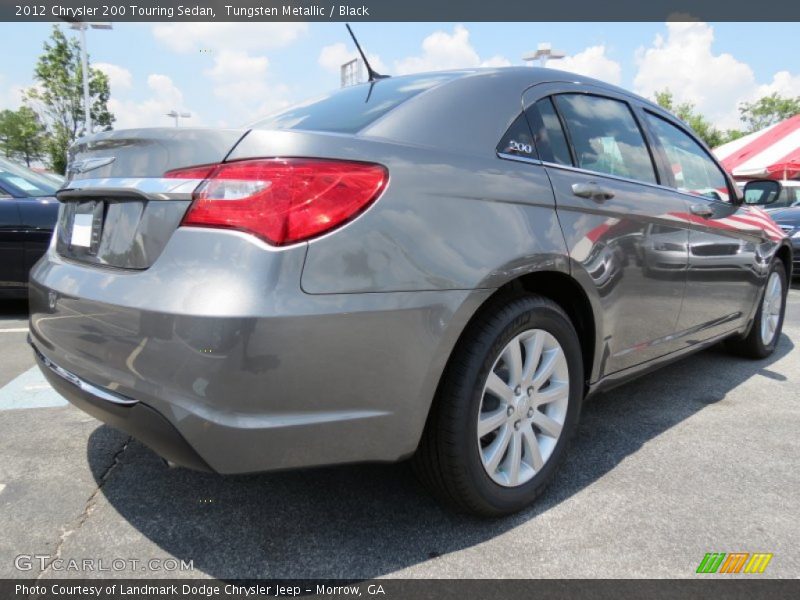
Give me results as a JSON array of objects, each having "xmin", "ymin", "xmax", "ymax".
[{"xmin": 28, "ymin": 68, "xmax": 792, "ymax": 516}]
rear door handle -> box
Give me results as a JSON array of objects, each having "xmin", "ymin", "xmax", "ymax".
[
  {"xmin": 690, "ymin": 203, "xmax": 714, "ymax": 218},
  {"xmin": 571, "ymin": 182, "xmax": 615, "ymax": 201}
]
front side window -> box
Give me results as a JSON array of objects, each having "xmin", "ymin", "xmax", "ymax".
[
  {"xmin": 553, "ymin": 94, "xmax": 657, "ymax": 184},
  {"xmin": 644, "ymin": 113, "xmax": 729, "ymax": 200}
]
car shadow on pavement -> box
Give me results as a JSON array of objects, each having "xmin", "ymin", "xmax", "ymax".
[{"xmin": 87, "ymin": 333, "xmax": 794, "ymax": 579}]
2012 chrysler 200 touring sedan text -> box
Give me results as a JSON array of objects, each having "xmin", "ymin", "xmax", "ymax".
[{"xmin": 29, "ymin": 68, "xmax": 792, "ymax": 516}]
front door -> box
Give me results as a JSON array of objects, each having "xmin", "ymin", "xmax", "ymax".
[{"xmin": 638, "ymin": 110, "xmax": 768, "ymax": 345}]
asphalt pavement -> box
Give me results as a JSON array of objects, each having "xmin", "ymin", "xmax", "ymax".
[{"xmin": 0, "ymin": 284, "xmax": 799, "ymax": 579}]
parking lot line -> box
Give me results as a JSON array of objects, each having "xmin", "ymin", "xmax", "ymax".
[
  {"xmin": 0, "ymin": 328, "xmax": 28, "ymax": 333},
  {"xmin": 0, "ymin": 367, "xmax": 67, "ymax": 410}
]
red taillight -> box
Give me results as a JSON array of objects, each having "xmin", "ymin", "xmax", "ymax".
[{"xmin": 168, "ymin": 158, "xmax": 388, "ymax": 246}]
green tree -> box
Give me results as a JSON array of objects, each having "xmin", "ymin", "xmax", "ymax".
[
  {"xmin": 738, "ymin": 92, "xmax": 800, "ymax": 132},
  {"xmin": 720, "ymin": 129, "xmax": 746, "ymax": 144},
  {"xmin": 654, "ymin": 89, "xmax": 725, "ymax": 148},
  {"xmin": 0, "ymin": 106, "xmax": 46, "ymax": 166},
  {"xmin": 24, "ymin": 25, "xmax": 114, "ymax": 174}
]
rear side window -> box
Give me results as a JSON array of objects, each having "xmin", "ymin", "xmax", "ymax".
[
  {"xmin": 644, "ymin": 113, "xmax": 729, "ymax": 200},
  {"xmin": 497, "ymin": 113, "xmax": 537, "ymax": 158},
  {"xmin": 251, "ymin": 74, "xmax": 456, "ymax": 134},
  {"xmin": 526, "ymin": 97, "xmax": 571, "ymax": 166},
  {"xmin": 554, "ymin": 94, "xmax": 657, "ymax": 184}
]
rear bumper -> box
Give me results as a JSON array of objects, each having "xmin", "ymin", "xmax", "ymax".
[
  {"xmin": 28, "ymin": 228, "xmax": 489, "ymax": 473},
  {"xmin": 32, "ymin": 340, "xmax": 211, "ymax": 472}
]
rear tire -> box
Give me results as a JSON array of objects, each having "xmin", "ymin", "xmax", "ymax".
[
  {"xmin": 726, "ymin": 260, "xmax": 787, "ymax": 359},
  {"xmin": 413, "ymin": 294, "xmax": 584, "ymax": 517}
]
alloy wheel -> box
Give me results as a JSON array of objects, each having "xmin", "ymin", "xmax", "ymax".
[
  {"xmin": 760, "ymin": 271, "xmax": 783, "ymax": 346},
  {"xmin": 477, "ymin": 329, "xmax": 569, "ymax": 487}
]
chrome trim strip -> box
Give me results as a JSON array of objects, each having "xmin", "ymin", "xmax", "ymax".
[
  {"xmin": 30, "ymin": 342, "xmax": 138, "ymax": 406},
  {"xmin": 539, "ymin": 160, "xmax": 667, "ymax": 191},
  {"xmin": 497, "ymin": 151, "xmax": 684, "ymax": 197},
  {"xmin": 58, "ymin": 177, "xmax": 204, "ymax": 202},
  {"xmin": 539, "ymin": 160, "xmax": 735, "ymax": 204},
  {"xmin": 496, "ymin": 152, "xmax": 543, "ymax": 166},
  {"xmin": 499, "ymin": 144, "xmax": 735, "ymax": 205}
]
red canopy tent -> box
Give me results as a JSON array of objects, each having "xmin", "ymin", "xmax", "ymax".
[
  {"xmin": 713, "ymin": 114, "xmax": 800, "ymax": 181},
  {"xmin": 764, "ymin": 158, "xmax": 800, "ymax": 180}
]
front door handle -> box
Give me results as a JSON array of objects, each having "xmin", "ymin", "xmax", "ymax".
[
  {"xmin": 571, "ymin": 182, "xmax": 615, "ymax": 201},
  {"xmin": 690, "ymin": 203, "xmax": 714, "ymax": 218}
]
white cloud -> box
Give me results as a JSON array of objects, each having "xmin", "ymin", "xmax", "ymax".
[
  {"xmin": 149, "ymin": 23, "xmax": 307, "ymax": 126},
  {"xmin": 556, "ymin": 46, "xmax": 622, "ymax": 85},
  {"xmin": 203, "ymin": 50, "xmax": 291, "ymax": 125},
  {"xmin": 107, "ymin": 74, "xmax": 194, "ymax": 129},
  {"xmin": 394, "ymin": 25, "xmax": 510, "ymax": 75},
  {"xmin": 94, "ymin": 62, "xmax": 132, "ymax": 92},
  {"xmin": 151, "ymin": 23, "xmax": 308, "ymax": 54},
  {"xmin": 633, "ymin": 21, "xmax": 800, "ymax": 130},
  {"xmin": 0, "ymin": 75, "xmax": 27, "ymax": 110},
  {"xmin": 754, "ymin": 71, "xmax": 800, "ymax": 103},
  {"xmin": 318, "ymin": 42, "xmax": 387, "ymax": 75}
]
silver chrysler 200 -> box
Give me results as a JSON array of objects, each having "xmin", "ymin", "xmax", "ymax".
[{"xmin": 29, "ymin": 68, "xmax": 792, "ymax": 516}]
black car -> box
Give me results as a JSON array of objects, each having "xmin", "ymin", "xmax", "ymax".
[
  {"xmin": 0, "ymin": 158, "xmax": 60, "ymax": 298},
  {"xmin": 768, "ymin": 206, "xmax": 800, "ymax": 275}
]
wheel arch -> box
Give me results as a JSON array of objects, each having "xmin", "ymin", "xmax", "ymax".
[
  {"xmin": 775, "ymin": 242, "xmax": 793, "ymax": 280},
  {"xmin": 438, "ymin": 270, "xmax": 599, "ymax": 404}
]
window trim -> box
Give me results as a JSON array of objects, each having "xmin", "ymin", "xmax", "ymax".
[
  {"xmin": 499, "ymin": 147, "xmax": 741, "ymax": 206},
  {"xmin": 524, "ymin": 96, "xmax": 576, "ymax": 168},
  {"xmin": 496, "ymin": 152, "xmax": 543, "ymax": 166},
  {"xmin": 640, "ymin": 108, "xmax": 735, "ymax": 203},
  {"xmin": 549, "ymin": 92, "xmax": 661, "ymax": 187},
  {"xmin": 539, "ymin": 158, "xmax": 676, "ymax": 194}
]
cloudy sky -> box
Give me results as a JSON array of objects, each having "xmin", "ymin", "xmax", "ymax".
[{"xmin": 1, "ymin": 21, "xmax": 798, "ymax": 132}]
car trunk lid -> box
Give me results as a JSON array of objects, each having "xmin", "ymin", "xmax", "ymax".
[{"xmin": 56, "ymin": 127, "xmax": 247, "ymax": 269}]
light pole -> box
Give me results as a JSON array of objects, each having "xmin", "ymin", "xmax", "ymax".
[
  {"xmin": 523, "ymin": 43, "xmax": 566, "ymax": 68},
  {"xmin": 68, "ymin": 22, "xmax": 112, "ymax": 136},
  {"xmin": 166, "ymin": 111, "xmax": 192, "ymax": 127}
]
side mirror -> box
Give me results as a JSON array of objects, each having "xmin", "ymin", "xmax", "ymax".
[{"xmin": 743, "ymin": 179, "xmax": 783, "ymax": 206}]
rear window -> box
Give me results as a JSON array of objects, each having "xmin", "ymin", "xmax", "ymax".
[{"xmin": 250, "ymin": 74, "xmax": 457, "ymax": 134}]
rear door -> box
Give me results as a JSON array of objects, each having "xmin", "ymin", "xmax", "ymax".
[
  {"xmin": 524, "ymin": 84, "xmax": 692, "ymax": 375},
  {"xmin": 638, "ymin": 110, "xmax": 771, "ymax": 344}
]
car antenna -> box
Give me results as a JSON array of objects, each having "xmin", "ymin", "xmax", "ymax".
[{"xmin": 346, "ymin": 24, "xmax": 389, "ymax": 83}]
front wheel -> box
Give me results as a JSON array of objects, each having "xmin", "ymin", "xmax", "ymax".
[
  {"xmin": 413, "ymin": 295, "xmax": 584, "ymax": 516},
  {"xmin": 726, "ymin": 260, "xmax": 787, "ymax": 359}
]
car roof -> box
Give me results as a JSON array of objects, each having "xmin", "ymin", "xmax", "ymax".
[
  {"xmin": 376, "ymin": 66, "xmax": 664, "ymax": 110},
  {"xmin": 360, "ymin": 67, "xmax": 671, "ymax": 157}
]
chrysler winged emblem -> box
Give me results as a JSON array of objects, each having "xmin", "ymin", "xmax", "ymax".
[{"xmin": 67, "ymin": 156, "xmax": 116, "ymax": 176}]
